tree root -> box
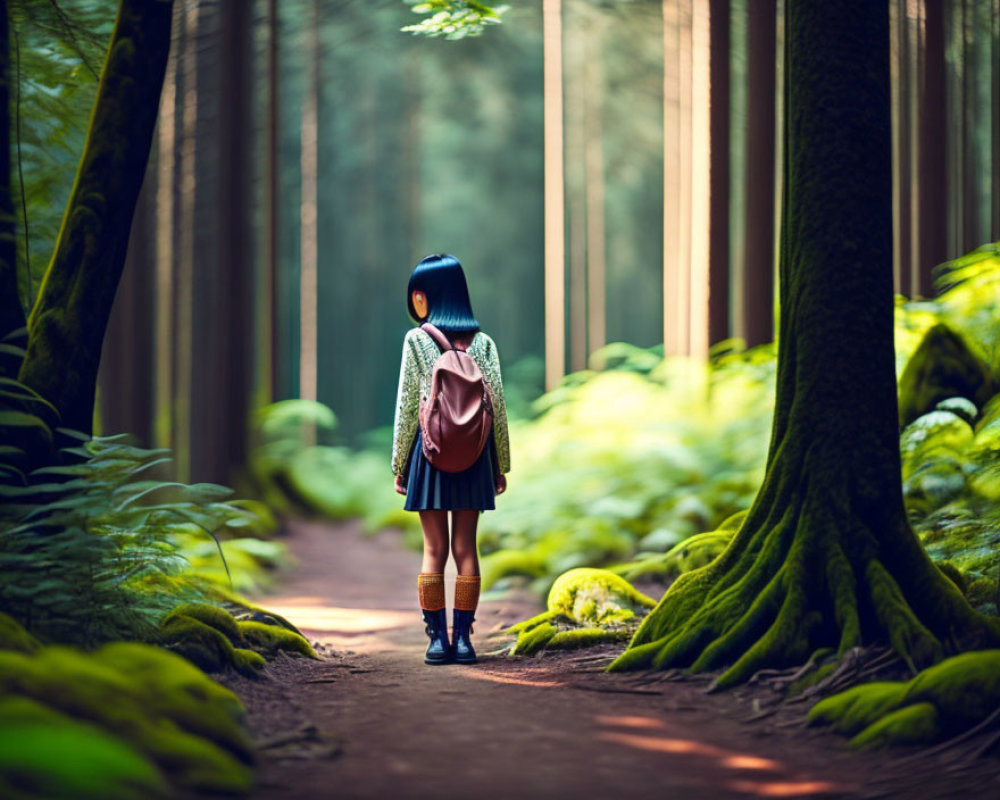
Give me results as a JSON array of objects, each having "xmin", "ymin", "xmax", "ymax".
[{"xmin": 607, "ymin": 477, "xmax": 1000, "ymax": 691}]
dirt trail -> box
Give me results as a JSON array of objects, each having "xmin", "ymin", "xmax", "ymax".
[{"xmin": 226, "ymin": 519, "xmax": 999, "ymax": 800}]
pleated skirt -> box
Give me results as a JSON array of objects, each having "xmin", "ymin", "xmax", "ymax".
[{"xmin": 403, "ymin": 424, "xmax": 498, "ymax": 512}]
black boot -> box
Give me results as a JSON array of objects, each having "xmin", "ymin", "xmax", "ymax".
[
  {"xmin": 452, "ymin": 608, "xmax": 477, "ymax": 664},
  {"xmin": 422, "ymin": 608, "xmax": 451, "ymax": 664}
]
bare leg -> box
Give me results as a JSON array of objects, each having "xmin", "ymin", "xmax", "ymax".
[
  {"xmin": 419, "ymin": 510, "xmax": 449, "ymax": 574},
  {"xmin": 450, "ymin": 509, "xmax": 481, "ymax": 576}
]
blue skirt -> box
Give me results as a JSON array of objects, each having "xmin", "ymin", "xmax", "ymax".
[{"xmin": 404, "ymin": 425, "xmax": 498, "ymax": 512}]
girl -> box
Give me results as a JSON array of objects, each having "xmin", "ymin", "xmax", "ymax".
[{"xmin": 391, "ymin": 254, "xmax": 510, "ymax": 665}]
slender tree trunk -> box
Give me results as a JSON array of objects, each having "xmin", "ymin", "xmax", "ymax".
[
  {"xmin": 611, "ymin": 0, "xmax": 1000, "ymax": 687},
  {"xmin": 916, "ymin": 0, "xmax": 946, "ymax": 297},
  {"xmin": 584, "ymin": 20, "xmax": 605, "ymax": 357},
  {"xmin": 96, "ymin": 155, "xmax": 155, "ymax": 444},
  {"xmin": 741, "ymin": 0, "xmax": 775, "ymax": 347},
  {"xmin": 707, "ymin": 0, "xmax": 729, "ymax": 345},
  {"xmin": 0, "ymin": 0, "xmax": 25, "ymax": 371},
  {"xmin": 17, "ymin": 0, "xmax": 173, "ymax": 444},
  {"xmin": 213, "ymin": 0, "xmax": 252, "ymax": 486},
  {"xmin": 543, "ymin": 0, "xmax": 565, "ymax": 390}
]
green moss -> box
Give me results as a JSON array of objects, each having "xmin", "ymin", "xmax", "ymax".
[
  {"xmin": 935, "ymin": 561, "xmax": 967, "ymax": 596},
  {"xmin": 547, "ymin": 628, "xmax": 630, "ymax": 649},
  {"xmin": 512, "ymin": 622, "xmax": 558, "ymax": 655},
  {"xmin": 613, "ymin": 529, "xmax": 735, "ymax": 583},
  {"xmin": 810, "ymin": 651, "xmax": 1000, "ymax": 749},
  {"xmin": 0, "ymin": 644, "xmax": 254, "ymax": 795},
  {"xmin": 902, "ymin": 650, "xmax": 1000, "ymax": 728},
  {"xmin": 158, "ymin": 614, "xmax": 264, "ymax": 678},
  {"xmin": 92, "ymin": 642, "xmax": 254, "ymax": 766},
  {"xmin": 0, "ymin": 612, "xmax": 41, "ymax": 654},
  {"xmin": 966, "ymin": 577, "xmax": 997, "ymax": 609},
  {"xmin": 504, "ymin": 610, "xmax": 558, "ymax": 635},
  {"xmin": 849, "ymin": 702, "xmax": 940, "ymax": 749},
  {"xmin": 0, "ymin": 697, "xmax": 169, "ymax": 800},
  {"xmin": 807, "ymin": 682, "xmax": 909, "ymax": 734},
  {"xmin": 237, "ymin": 621, "xmax": 317, "ymax": 658},
  {"xmin": 163, "ymin": 603, "xmax": 242, "ymax": 644},
  {"xmin": 546, "ymin": 567, "xmax": 656, "ymax": 625},
  {"xmin": 898, "ymin": 323, "xmax": 996, "ymax": 429}
]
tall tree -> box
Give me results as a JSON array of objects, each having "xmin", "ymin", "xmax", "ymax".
[
  {"xmin": 17, "ymin": 0, "xmax": 173, "ymax": 443},
  {"xmin": 0, "ymin": 0, "xmax": 25, "ymax": 370},
  {"xmin": 610, "ymin": 0, "xmax": 1000, "ymax": 687}
]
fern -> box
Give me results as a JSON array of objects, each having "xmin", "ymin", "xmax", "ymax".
[{"xmin": 0, "ymin": 380, "xmax": 263, "ymax": 646}]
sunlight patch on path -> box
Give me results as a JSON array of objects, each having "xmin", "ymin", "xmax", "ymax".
[
  {"xmin": 595, "ymin": 714, "xmax": 848, "ymax": 797},
  {"xmin": 262, "ymin": 597, "xmax": 413, "ymax": 652}
]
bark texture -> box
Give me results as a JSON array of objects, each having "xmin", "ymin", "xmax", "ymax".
[
  {"xmin": 17, "ymin": 0, "xmax": 173, "ymax": 437},
  {"xmin": 609, "ymin": 0, "xmax": 1000, "ymax": 688}
]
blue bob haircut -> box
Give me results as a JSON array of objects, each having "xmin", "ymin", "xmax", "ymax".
[{"xmin": 407, "ymin": 253, "xmax": 480, "ymax": 334}]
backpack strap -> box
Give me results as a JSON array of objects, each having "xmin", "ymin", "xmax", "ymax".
[{"xmin": 420, "ymin": 322, "xmax": 456, "ymax": 353}]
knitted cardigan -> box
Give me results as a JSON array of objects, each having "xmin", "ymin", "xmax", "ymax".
[{"xmin": 391, "ymin": 327, "xmax": 510, "ymax": 479}]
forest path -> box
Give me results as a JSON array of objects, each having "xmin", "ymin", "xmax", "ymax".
[{"xmin": 231, "ymin": 518, "xmax": 996, "ymax": 800}]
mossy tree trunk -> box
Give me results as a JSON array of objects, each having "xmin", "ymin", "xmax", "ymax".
[
  {"xmin": 609, "ymin": 0, "xmax": 1000, "ymax": 688},
  {"xmin": 16, "ymin": 0, "xmax": 173, "ymax": 437},
  {"xmin": 0, "ymin": 0, "xmax": 26, "ymax": 373}
]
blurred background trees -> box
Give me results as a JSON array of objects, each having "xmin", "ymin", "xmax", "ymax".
[{"xmin": 5, "ymin": 0, "xmax": 998, "ymax": 490}]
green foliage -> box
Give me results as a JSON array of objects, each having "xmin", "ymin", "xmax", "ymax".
[
  {"xmin": 0, "ymin": 377, "xmax": 286, "ymax": 646},
  {"xmin": 8, "ymin": 0, "xmax": 118, "ymax": 314},
  {"xmin": 897, "ymin": 323, "xmax": 996, "ymax": 428},
  {"xmin": 808, "ymin": 650, "xmax": 1000, "ymax": 749},
  {"xmin": 401, "ymin": 0, "xmax": 508, "ymax": 40}
]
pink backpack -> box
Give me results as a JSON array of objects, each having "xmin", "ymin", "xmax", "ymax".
[{"xmin": 418, "ymin": 322, "xmax": 494, "ymax": 473}]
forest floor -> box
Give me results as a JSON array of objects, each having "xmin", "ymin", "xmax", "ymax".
[{"xmin": 217, "ymin": 518, "xmax": 1000, "ymax": 800}]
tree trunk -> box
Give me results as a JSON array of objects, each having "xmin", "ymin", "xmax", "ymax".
[
  {"xmin": 707, "ymin": 0, "xmax": 729, "ymax": 346},
  {"xmin": 610, "ymin": 0, "xmax": 1000, "ymax": 688},
  {"xmin": 17, "ymin": 0, "xmax": 173, "ymax": 440},
  {"xmin": 543, "ymin": 0, "xmax": 565, "ymax": 390},
  {"xmin": 213, "ymin": 0, "xmax": 253, "ymax": 486},
  {"xmin": 741, "ymin": 0, "xmax": 775, "ymax": 346},
  {"xmin": 0, "ymin": 0, "xmax": 26, "ymax": 370},
  {"xmin": 915, "ymin": 0, "xmax": 946, "ymax": 298}
]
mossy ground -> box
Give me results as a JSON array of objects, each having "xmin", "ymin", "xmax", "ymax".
[{"xmin": 0, "ymin": 623, "xmax": 256, "ymax": 797}]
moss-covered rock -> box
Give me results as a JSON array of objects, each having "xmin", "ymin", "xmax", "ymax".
[
  {"xmin": 898, "ymin": 323, "xmax": 996, "ymax": 429},
  {"xmin": 163, "ymin": 602, "xmax": 242, "ymax": 643},
  {"xmin": 849, "ymin": 702, "xmax": 940, "ymax": 749},
  {"xmin": 158, "ymin": 602, "xmax": 314, "ymax": 673},
  {"xmin": 157, "ymin": 613, "xmax": 264, "ymax": 678},
  {"xmin": 0, "ymin": 696, "xmax": 169, "ymax": 800},
  {"xmin": 237, "ymin": 621, "xmax": 317, "ymax": 659},
  {"xmin": 506, "ymin": 569, "xmax": 655, "ymax": 656},
  {"xmin": 809, "ymin": 650, "xmax": 1000, "ymax": 749},
  {"xmin": 92, "ymin": 642, "xmax": 255, "ymax": 765},
  {"xmin": 0, "ymin": 644, "xmax": 254, "ymax": 795},
  {"xmin": 0, "ymin": 612, "xmax": 41, "ymax": 654}
]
